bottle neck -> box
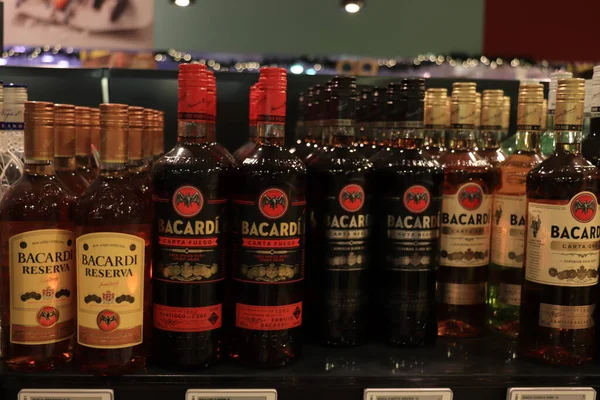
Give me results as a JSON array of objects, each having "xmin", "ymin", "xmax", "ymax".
[
  {"xmin": 546, "ymin": 112, "xmax": 555, "ymax": 132},
  {"xmin": 257, "ymin": 123, "xmax": 285, "ymax": 146},
  {"xmin": 76, "ymin": 154, "xmax": 91, "ymax": 168},
  {"xmin": 324, "ymin": 119, "xmax": 355, "ymax": 147},
  {"xmin": 177, "ymin": 120, "xmax": 209, "ymax": 144},
  {"xmin": 554, "ymin": 130, "xmax": 582, "ymax": 155},
  {"xmin": 479, "ymin": 129, "xmax": 503, "ymax": 150},
  {"xmin": 425, "ymin": 128, "xmax": 445, "ymax": 148},
  {"xmin": 24, "ymin": 159, "xmax": 54, "ymax": 175},
  {"xmin": 446, "ymin": 129, "xmax": 478, "ymax": 150},
  {"xmin": 54, "ymin": 156, "xmax": 77, "ymax": 171},
  {"xmin": 514, "ymin": 129, "xmax": 541, "ymax": 152},
  {"xmin": 128, "ymin": 158, "xmax": 146, "ymax": 172}
]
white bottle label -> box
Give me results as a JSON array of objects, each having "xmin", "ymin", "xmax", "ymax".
[
  {"xmin": 440, "ymin": 183, "xmax": 491, "ymax": 267},
  {"xmin": 491, "ymin": 194, "xmax": 527, "ymax": 268},
  {"xmin": 526, "ymin": 192, "xmax": 600, "ymax": 287}
]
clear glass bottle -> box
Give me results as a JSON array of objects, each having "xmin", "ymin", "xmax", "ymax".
[
  {"xmin": 488, "ymin": 84, "xmax": 545, "ymax": 338},
  {"xmin": 520, "ymin": 78, "xmax": 600, "ymax": 365}
]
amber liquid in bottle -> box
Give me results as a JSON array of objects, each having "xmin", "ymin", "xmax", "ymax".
[
  {"xmin": 438, "ymin": 83, "xmax": 495, "ymax": 338},
  {"xmin": 487, "ymin": 84, "xmax": 545, "ymax": 338},
  {"xmin": 519, "ymin": 78, "xmax": 599, "ymax": 365},
  {"xmin": 230, "ymin": 68, "xmax": 306, "ymax": 367},
  {"xmin": 75, "ymin": 107, "xmax": 97, "ymax": 184},
  {"xmin": 54, "ymin": 104, "xmax": 89, "ymax": 196},
  {"xmin": 306, "ymin": 77, "xmax": 372, "ymax": 347},
  {"xmin": 76, "ymin": 104, "xmax": 152, "ymax": 375},
  {"xmin": 0, "ymin": 102, "xmax": 76, "ymax": 371}
]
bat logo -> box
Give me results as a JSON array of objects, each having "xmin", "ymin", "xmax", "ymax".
[
  {"xmin": 403, "ymin": 185, "xmax": 430, "ymax": 214},
  {"xmin": 259, "ymin": 188, "xmax": 288, "ymax": 219},
  {"xmin": 495, "ymin": 205, "xmax": 503, "ymax": 225},
  {"xmin": 339, "ymin": 184, "xmax": 364, "ymax": 212},
  {"xmin": 458, "ymin": 184, "xmax": 484, "ymax": 211},
  {"xmin": 531, "ymin": 215, "xmax": 541, "ymax": 238},
  {"xmin": 97, "ymin": 310, "xmax": 120, "ymax": 332},
  {"xmin": 172, "ymin": 185, "xmax": 204, "ymax": 218},
  {"xmin": 571, "ymin": 193, "xmax": 597, "ymax": 223},
  {"xmin": 36, "ymin": 306, "xmax": 59, "ymax": 328}
]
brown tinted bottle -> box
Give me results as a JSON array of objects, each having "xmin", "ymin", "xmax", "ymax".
[
  {"xmin": 76, "ymin": 104, "xmax": 152, "ymax": 375},
  {"xmin": 306, "ymin": 76, "xmax": 372, "ymax": 347},
  {"xmin": 89, "ymin": 108, "xmax": 100, "ymax": 176},
  {"xmin": 54, "ymin": 104, "xmax": 89, "ymax": 196},
  {"xmin": 75, "ymin": 106, "xmax": 97, "ymax": 183},
  {"xmin": 371, "ymin": 78, "xmax": 442, "ymax": 347},
  {"xmin": 127, "ymin": 107, "xmax": 152, "ymax": 197},
  {"xmin": 230, "ymin": 68, "xmax": 306, "ymax": 367},
  {"xmin": 520, "ymin": 78, "xmax": 600, "ymax": 365},
  {"xmin": 437, "ymin": 82, "xmax": 495, "ymax": 338},
  {"xmin": 151, "ymin": 64, "xmax": 227, "ymax": 368},
  {"xmin": 0, "ymin": 102, "xmax": 76, "ymax": 371}
]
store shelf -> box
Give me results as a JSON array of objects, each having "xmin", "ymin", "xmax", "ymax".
[{"xmin": 2, "ymin": 338, "xmax": 598, "ymax": 400}]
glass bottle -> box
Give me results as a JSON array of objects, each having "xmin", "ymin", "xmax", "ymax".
[
  {"xmin": 423, "ymin": 88, "xmax": 448, "ymax": 160},
  {"xmin": 487, "ymin": 83, "xmax": 545, "ymax": 338},
  {"xmin": 541, "ymin": 71, "xmax": 572, "ymax": 157},
  {"xmin": 437, "ymin": 82, "xmax": 495, "ymax": 338},
  {"xmin": 89, "ymin": 108, "xmax": 101, "ymax": 176},
  {"xmin": 582, "ymin": 67, "xmax": 600, "ymax": 166},
  {"xmin": 76, "ymin": 103, "xmax": 152, "ymax": 375},
  {"xmin": 75, "ymin": 107, "xmax": 96, "ymax": 184},
  {"xmin": 230, "ymin": 68, "xmax": 306, "ymax": 367},
  {"xmin": 477, "ymin": 90, "xmax": 507, "ymax": 167},
  {"xmin": 0, "ymin": 101, "xmax": 76, "ymax": 371},
  {"xmin": 54, "ymin": 104, "xmax": 89, "ymax": 196},
  {"xmin": 234, "ymin": 83, "xmax": 259, "ymax": 161},
  {"xmin": 127, "ymin": 106, "xmax": 152, "ymax": 197},
  {"xmin": 520, "ymin": 78, "xmax": 600, "ymax": 365},
  {"xmin": 0, "ymin": 84, "xmax": 27, "ymax": 199},
  {"xmin": 306, "ymin": 76, "xmax": 372, "ymax": 347}
]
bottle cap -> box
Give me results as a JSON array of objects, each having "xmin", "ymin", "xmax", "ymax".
[
  {"xmin": 54, "ymin": 103, "xmax": 76, "ymax": 125},
  {"xmin": 557, "ymin": 78, "xmax": 585, "ymax": 100},
  {"xmin": 90, "ymin": 108, "xmax": 100, "ymax": 126},
  {"xmin": 555, "ymin": 78, "xmax": 585, "ymax": 129},
  {"xmin": 75, "ymin": 106, "xmax": 91, "ymax": 126},
  {"xmin": 54, "ymin": 104, "xmax": 76, "ymax": 157},
  {"xmin": 128, "ymin": 106, "xmax": 145, "ymax": 128},
  {"xmin": 4, "ymin": 83, "xmax": 28, "ymax": 104},
  {"xmin": 550, "ymin": 71, "xmax": 573, "ymax": 90},
  {"xmin": 258, "ymin": 67, "xmax": 287, "ymax": 90},
  {"xmin": 100, "ymin": 103, "xmax": 129, "ymax": 164},
  {"xmin": 480, "ymin": 90, "xmax": 504, "ymax": 129},
  {"xmin": 128, "ymin": 106, "xmax": 144, "ymax": 161},
  {"xmin": 257, "ymin": 68, "xmax": 287, "ymax": 123},
  {"xmin": 517, "ymin": 84, "xmax": 544, "ymax": 129},
  {"xmin": 24, "ymin": 101, "xmax": 54, "ymax": 161},
  {"xmin": 75, "ymin": 106, "xmax": 92, "ymax": 157}
]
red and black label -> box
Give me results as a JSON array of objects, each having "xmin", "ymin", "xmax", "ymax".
[
  {"xmin": 153, "ymin": 185, "xmax": 226, "ymax": 284},
  {"xmin": 384, "ymin": 184, "xmax": 441, "ymax": 270},
  {"xmin": 319, "ymin": 182, "xmax": 370, "ymax": 271},
  {"xmin": 233, "ymin": 188, "xmax": 306, "ymax": 283}
]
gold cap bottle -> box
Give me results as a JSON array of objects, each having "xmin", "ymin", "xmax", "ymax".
[
  {"xmin": 425, "ymin": 88, "xmax": 449, "ymax": 128},
  {"xmin": 451, "ymin": 82, "xmax": 477, "ymax": 129},
  {"xmin": 128, "ymin": 106, "xmax": 144, "ymax": 162},
  {"xmin": 54, "ymin": 104, "xmax": 76, "ymax": 158},
  {"xmin": 143, "ymin": 108, "xmax": 155, "ymax": 161},
  {"xmin": 75, "ymin": 106, "xmax": 92, "ymax": 157},
  {"xmin": 481, "ymin": 90, "xmax": 504, "ymax": 130},
  {"xmin": 517, "ymin": 84, "xmax": 544, "ymax": 131},
  {"xmin": 555, "ymin": 78, "xmax": 585, "ymax": 131}
]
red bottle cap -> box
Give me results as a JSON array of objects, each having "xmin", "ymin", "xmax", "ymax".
[
  {"xmin": 257, "ymin": 69, "xmax": 286, "ymax": 122},
  {"xmin": 206, "ymin": 71, "xmax": 217, "ymax": 122},
  {"xmin": 178, "ymin": 63, "xmax": 208, "ymax": 120}
]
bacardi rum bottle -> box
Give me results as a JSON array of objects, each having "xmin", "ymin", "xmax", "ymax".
[
  {"xmin": 206, "ymin": 71, "xmax": 235, "ymax": 164},
  {"xmin": 488, "ymin": 83, "xmax": 544, "ymax": 338},
  {"xmin": 53, "ymin": 104, "xmax": 89, "ymax": 196},
  {"xmin": 541, "ymin": 71, "xmax": 573, "ymax": 157},
  {"xmin": 520, "ymin": 78, "xmax": 600, "ymax": 365},
  {"xmin": 75, "ymin": 107, "xmax": 97, "ymax": 184},
  {"xmin": 438, "ymin": 82, "xmax": 495, "ymax": 338},
  {"xmin": 127, "ymin": 106, "xmax": 152, "ymax": 197},
  {"xmin": 76, "ymin": 104, "xmax": 152, "ymax": 375},
  {"xmin": 423, "ymin": 88, "xmax": 448, "ymax": 160},
  {"xmin": 306, "ymin": 76, "xmax": 372, "ymax": 347},
  {"xmin": 355, "ymin": 88, "xmax": 378, "ymax": 158},
  {"xmin": 477, "ymin": 90, "xmax": 507, "ymax": 166},
  {"xmin": 230, "ymin": 68, "xmax": 306, "ymax": 367},
  {"xmin": 0, "ymin": 102, "xmax": 76, "ymax": 371},
  {"xmin": 152, "ymin": 64, "xmax": 228, "ymax": 367},
  {"xmin": 90, "ymin": 108, "xmax": 100, "ymax": 175},
  {"xmin": 371, "ymin": 78, "xmax": 442, "ymax": 347},
  {"xmin": 0, "ymin": 84, "xmax": 26, "ymax": 199},
  {"xmin": 290, "ymin": 91, "xmax": 315, "ymax": 160}
]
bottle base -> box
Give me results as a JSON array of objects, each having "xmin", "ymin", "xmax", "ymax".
[
  {"xmin": 79, "ymin": 356, "xmax": 146, "ymax": 376},
  {"xmin": 487, "ymin": 319, "xmax": 519, "ymax": 339},
  {"xmin": 4, "ymin": 352, "xmax": 72, "ymax": 372},
  {"xmin": 519, "ymin": 346, "xmax": 593, "ymax": 366},
  {"xmin": 438, "ymin": 320, "xmax": 483, "ymax": 338}
]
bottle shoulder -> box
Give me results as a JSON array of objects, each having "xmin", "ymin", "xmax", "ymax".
[
  {"xmin": 0, "ymin": 174, "xmax": 75, "ymax": 220},
  {"xmin": 152, "ymin": 143, "xmax": 232, "ymax": 178},
  {"xmin": 306, "ymin": 146, "xmax": 373, "ymax": 173},
  {"xmin": 439, "ymin": 149, "xmax": 492, "ymax": 172},
  {"xmin": 236, "ymin": 144, "xmax": 307, "ymax": 174}
]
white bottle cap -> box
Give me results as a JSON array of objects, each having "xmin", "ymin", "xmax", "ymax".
[{"xmin": 3, "ymin": 83, "xmax": 27, "ymax": 105}]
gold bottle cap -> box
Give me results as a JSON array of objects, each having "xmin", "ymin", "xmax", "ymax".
[
  {"xmin": 450, "ymin": 83, "xmax": 477, "ymax": 128},
  {"xmin": 481, "ymin": 90, "xmax": 504, "ymax": 129},
  {"xmin": 555, "ymin": 78, "xmax": 585, "ymax": 130},
  {"xmin": 24, "ymin": 101, "xmax": 54, "ymax": 161},
  {"xmin": 153, "ymin": 109, "xmax": 163, "ymax": 156},
  {"xmin": 75, "ymin": 106, "xmax": 92, "ymax": 157},
  {"xmin": 128, "ymin": 106, "xmax": 144, "ymax": 161},
  {"xmin": 54, "ymin": 104, "xmax": 76, "ymax": 157},
  {"xmin": 517, "ymin": 84, "xmax": 544, "ymax": 130},
  {"xmin": 100, "ymin": 103, "xmax": 128, "ymax": 163},
  {"xmin": 75, "ymin": 106, "xmax": 92, "ymax": 126},
  {"xmin": 425, "ymin": 88, "xmax": 450, "ymax": 128},
  {"xmin": 90, "ymin": 108, "xmax": 100, "ymax": 126},
  {"xmin": 143, "ymin": 108, "xmax": 155, "ymax": 159}
]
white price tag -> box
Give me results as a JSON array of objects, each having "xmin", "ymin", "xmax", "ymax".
[
  {"xmin": 364, "ymin": 388, "xmax": 453, "ymax": 400},
  {"xmin": 18, "ymin": 389, "xmax": 114, "ymax": 400},
  {"xmin": 507, "ymin": 387, "xmax": 596, "ymax": 400},
  {"xmin": 186, "ymin": 389, "xmax": 277, "ymax": 400}
]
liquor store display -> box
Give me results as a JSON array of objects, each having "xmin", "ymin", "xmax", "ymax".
[{"xmin": 2, "ymin": 64, "xmax": 600, "ymax": 399}]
